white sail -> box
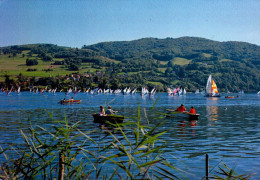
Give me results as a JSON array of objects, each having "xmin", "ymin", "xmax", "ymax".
[
  {"xmin": 132, "ymin": 88, "xmax": 137, "ymax": 94},
  {"xmin": 141, "ymin": 87, "xmax": 148, "ymax": 95},
  {"xmin": 151, "ymin": 89, "xmax": 156, "ymax": 96},
  {"xmin": 183, "ymin": 88, "xmax": 186, "ymax": 95},
  {"xmin": 238, "ymin": 90, "xmax": 244, "ymax": 94},
  {"xmin": 178, "ymin": 88, "xmax": 183, "ymax": 95},
  {"xmin": 103, "ymin": 89, "xmax": 109, "ymax": 94},
  {"xmin": 126, "ymin": 88, "xmax": 131, "ymax": 94},
  {"xmin": 206, "ymin": 75, "xmax": 212, "ymax": 94},
  {"xmin": 257, "ymin": 91, "xmax": 260, "ymax": 95},
  {"xmin": 150, "ymin": 88, "xmax": 156, "ymax": 96},
  {"xmin": 17, "ymin": 87, "xmax": 21, "ymax": 94},
  {"xmin": 195, "ymin": 89, "xmax": 199, "ymax": 94},
  {"xmin": 167, "ymin": 88, "xmax": 172, "ymax": 95}
]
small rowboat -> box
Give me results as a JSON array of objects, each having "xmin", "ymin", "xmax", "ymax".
[
  {"xmin": 166, "ymin": 109, "xmax": 200, "ymax": 120},
  {"xmin": 92, "ymin": 113, "xmax": 124, "ymax": 123},
  {"xmin": 60, "ymin": 100, "xmax": 82, "ymax": 104},
  {"xmin": 225, "ymin": 96, "xmax": 234, "ymax": 99}
]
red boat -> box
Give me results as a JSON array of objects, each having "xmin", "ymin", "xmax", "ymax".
[
  {"xmin": 225, "ymin": 96, "xmax": 234, "ymax": 99},
  {"xmin": 60, "ymin": 100, "xmax": 82, "ymax": 104}
]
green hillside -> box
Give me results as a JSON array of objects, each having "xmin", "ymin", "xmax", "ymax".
[{"xmin": 0, "ymin": 37, "xmax": 260, "ymax": 92}]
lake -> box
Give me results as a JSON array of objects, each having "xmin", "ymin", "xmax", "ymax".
[{"xmin": 0, "ymin": 92, "xmax": 260, "ymax": 179}]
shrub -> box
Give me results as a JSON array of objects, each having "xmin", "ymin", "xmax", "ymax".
[
  {"xmin": 26, "ymin": 59, "xmax": 38, "ymax": 66},
  {"xmin": 27, "ymin": 68, "xmax": 37, "ymax": 71}
]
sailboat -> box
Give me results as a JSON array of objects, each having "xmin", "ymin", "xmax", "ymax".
[
  {"xmin": 195, "ymin": 89, "xmax": 199, "ymax": 94},
  {"xmin": 183, "ymin": 88, "xmax": 187, "ymax": 95},
  {"xmin": 205, "ymin": 75, "xmax": 221, "ymax": 97},
  {"xmin": 238, "ymin": 90, "xmax": 244, "ymax": 94}
]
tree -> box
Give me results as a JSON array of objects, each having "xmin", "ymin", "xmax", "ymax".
[
  {"xmin": 26, "ymin": 59, "xmax": 38, "ymax": 66},
  {"xmin": 43, "ymin": 54, "xmax": 53, "ymax": 61},
  {"xmin": 69, "ymin": 63, "xmax": 79, "ymax": 71}
]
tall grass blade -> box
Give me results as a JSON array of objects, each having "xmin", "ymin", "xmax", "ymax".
[
  {"xmin": 151, "ymin": 96, "xmax": 159, "ymax": 110},
  {"xmin": 136, "ymin": 104, "xmax": 141, "ymax": 146},
  {"xmin": 156, "ymin": 165, "xmax": 180, "ymax": 179},
  {"xmin": 20, "ymin": 129, "xmax": 33, "ymax": 153},
  {"xmin": 153, "ymin": 168, "xmax": 176, "ymax": 180},
  {"xmin": 137, "ymin": 159, "xmax": 162, "ymax": 168}
]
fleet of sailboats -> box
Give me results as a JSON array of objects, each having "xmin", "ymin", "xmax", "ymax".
[
  {"xmin": 2, "ymin": 74, "xmax": 260, "ymax": 96},
  {"xmin": 167, "ymin": 87, "xmax": 187, "ymax": 96}
]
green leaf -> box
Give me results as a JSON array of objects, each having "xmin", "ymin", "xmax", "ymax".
[
  {"xmin": 139, "ymin": 145, "xmax": 166, "ymax": 158},
  {"xmin": 151, "ymin": 96, "xmax": 160, "ymax": 110},
  {"xmin": 156, "ymin": 165, "xmax": 180, "ymax": 179},
  {"xmin": 77, "ymin": 129, "xmax": 97, "ymax": 144},
  {"xmin": 137, "ymin": 159, "xmax": 162, "ymax": 168}
]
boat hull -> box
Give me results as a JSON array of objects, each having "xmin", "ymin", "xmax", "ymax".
[
  {"xmin": 204, "ymin": 93, "xmax": 221, "ymax": 97},
  {"xmin": 166, "ymin": 110, "xmax": 200, "ymax": 120},
  {"xmin": 225, "ymin": 96, "xmax": 234, "ymax": 99},
  {"xmin": 60, "ymin": 100, "xmax": 82, "ymax": 104},
  {"xmin": 92, "ymin": 113, "xmax": 124, "ymax": 123}
]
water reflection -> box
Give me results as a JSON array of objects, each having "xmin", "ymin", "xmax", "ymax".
[
  {"xmin": 177, "ymin": 120, "xmax": 197, "ymax": 137},
  {"xmin": 206, "ymin": 106, "xmax": 219, "ymax": 121},
  {"xmin": 177, "ymin": 120, "xmax": 186, "ymax": 136},
  {"xmin": 206, "ymin": 97, "xmax": 219, "ymax": 121},
  {"xmin": 189, "ymin": 120, "xmax": 197, "ymax": 127}
]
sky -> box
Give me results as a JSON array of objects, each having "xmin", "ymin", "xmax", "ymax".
[{"xmin": 0, "ymin": 0, "xmax": 260, "ymax": 48}]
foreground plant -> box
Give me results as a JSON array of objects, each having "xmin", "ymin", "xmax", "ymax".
[
  {"xmin": 0, "ymin": 105, "xmax": 183, "ymax": 179},
  {"xmin": 0, "ymin": 115, "xmax": 97, "ymax": 179},
  {"xmin": 0, "ymin": 106, "xmax": 253, "ymax": 179},
  {"xmin": 97, "ymin": 105, "xmax": 183, "ymax": 179},
  {"xmin": 213, "ymin": 163, "xmax": 254, "ymax": 180}
]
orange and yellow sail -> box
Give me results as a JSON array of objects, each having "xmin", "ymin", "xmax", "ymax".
[{"xmin": 211, "ymin": 80, "xmax": 218, "ymax": 93}]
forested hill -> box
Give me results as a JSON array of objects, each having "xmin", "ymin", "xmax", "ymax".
[
  {"xmin": 83, "ymin": 37, "xmax": 260, "ymax": 64},
  {"xmin": 0, "ymin": 37, "xmax": 260, "ymax": 92}
]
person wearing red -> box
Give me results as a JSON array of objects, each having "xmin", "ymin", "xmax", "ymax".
[
  {"xmin": 189, "ymin": 106, "xmax": 196, "ymax": 114},
  {"xmin": 176, "ymin": 104, "xmax": 186, "ymax": 112}
]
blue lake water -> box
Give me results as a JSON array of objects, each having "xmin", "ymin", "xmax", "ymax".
[{"xmin": 0, "ymin": 92, "xmax": 260, "ymax": 179}]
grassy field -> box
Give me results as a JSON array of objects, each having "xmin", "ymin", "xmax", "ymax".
[
  {"xmin": 158, "ymin": 68, "xmax": 166, "ymax": 73},
  {"xmin": 172, "ymin": 57, "xmax": 191, "ymax": 65},
  {"xmin": 0, "ymin": 51, "xmax": 100, "ymax": 81},
  {"xmin": 147, "ymin": 81, "xmax": 164, "ymax": 86},
  {"xmin": 202, "ymin": 53, "xmax": 212, "ymax": 58},
  {"xmin": 159, "ymin": 61, "xmax": 168, "ymax": 65},
  {"xmin": 219, "ymin": 58, "xmax": 233, "ymax": 62}
]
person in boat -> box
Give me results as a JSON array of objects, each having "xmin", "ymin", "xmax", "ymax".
[
  {"xmin": 68, "ymin": 97, "xmax": 74, "ymax": 101},
  {"xmin": 61, "ymin": 98, "xmax": 66, "ymax": 103},
  {"xmin": 105, "ymin": 106, "xmax": 118, "ymax": 115},
  {"xmin": 100, "ymin": 105, "xmax": 106, "ymax": 116},
  {"xmin": 176, "ymin": 104, "xmax": 186, "ymax": 112},
  {"xmin": 189, "ymin": 106, "xmax": 196, "ymax": 114}
]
